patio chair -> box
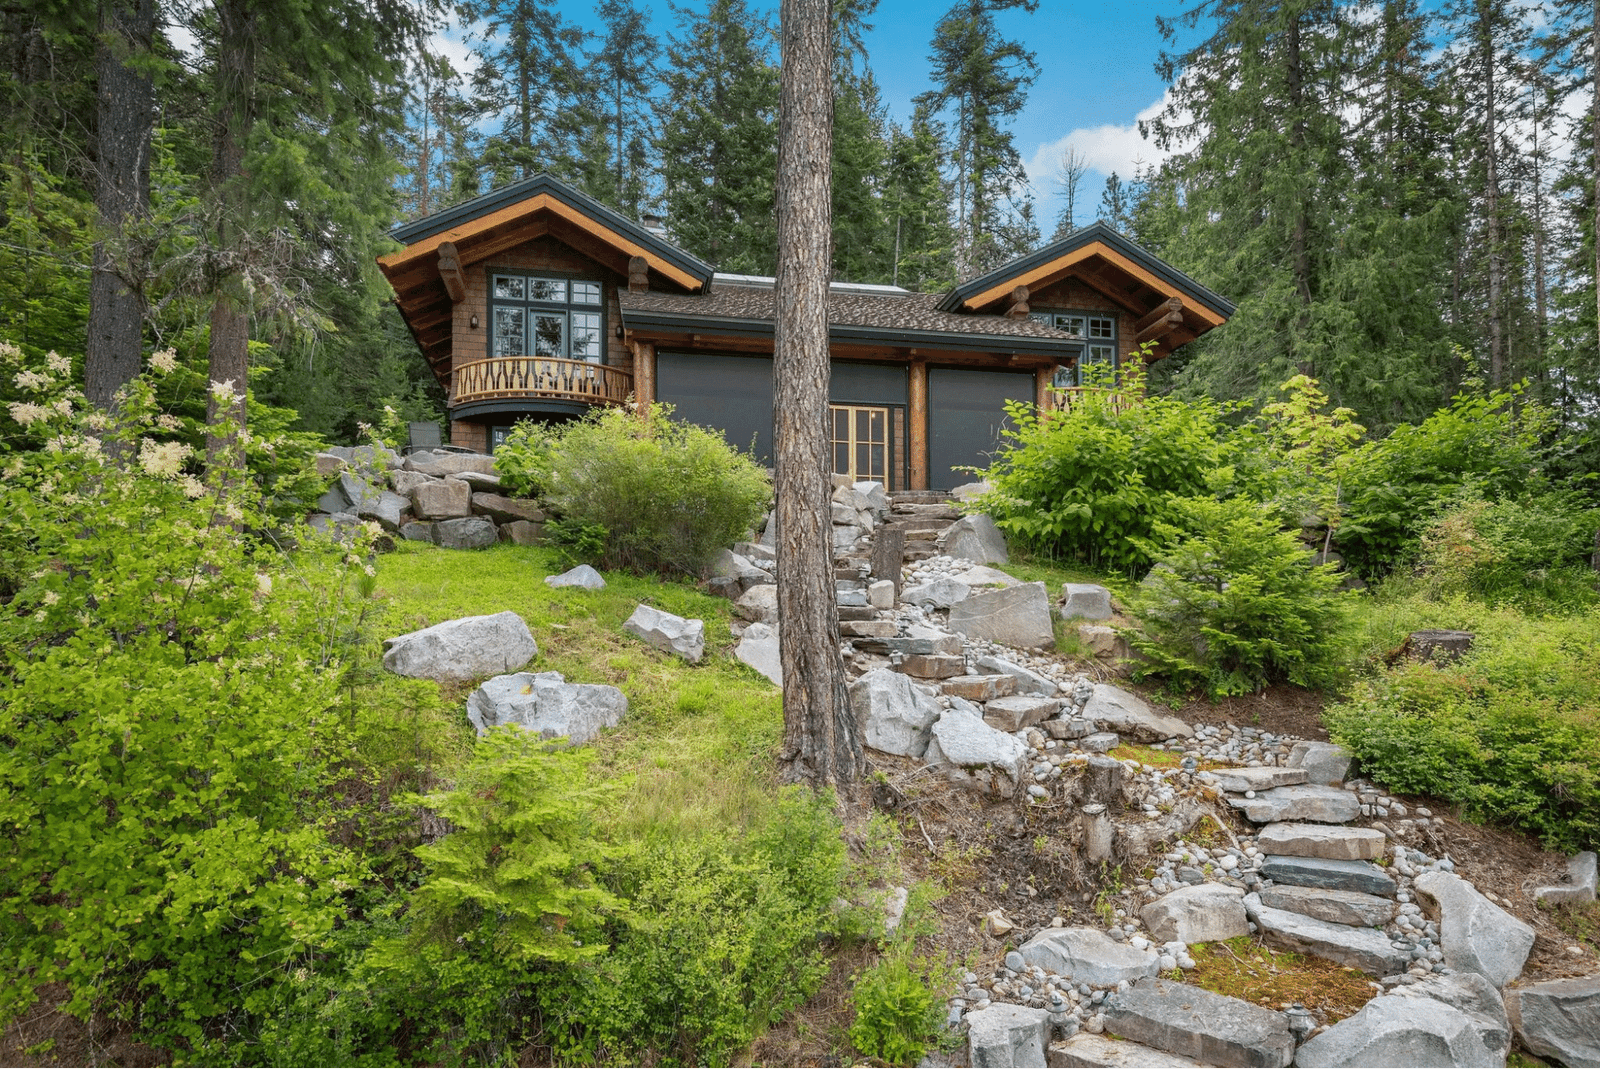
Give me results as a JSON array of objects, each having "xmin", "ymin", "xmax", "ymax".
[{"xmin": 404, "ymin": 421, "xmax": 476, "ymax": 455}]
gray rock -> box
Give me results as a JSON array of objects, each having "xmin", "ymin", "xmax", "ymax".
[
  {"xmin": 868, "ymin": 579, "xmax": 896, "ymax": 609},
  {"xmin": 967, "ymin": 1003, "xmax": 1050, "ymax": 1068},
  {"xmin": 1290, "ymin": 995, "xmax": 1495, "ymax": 1068},
  {"xmin": 389, "ymin": 468, "xmax": 433, "ymax": 496},
  {"xmin": 1198, "ymin": 767, "xmax": 1309, "ymax": 794},
  {"xmin": 974, "ymin": 654, "xmax": 1060, "ymax": 697},
  {"xmin": 1532, "ymin": 850, "xmax": 1597, "ymax": 906},
  {"xmin": 1255, "ymin": 823, "xmax": 1385, "ymax": 862},
  {"xmin": 1048, "ymin": 1034, "xmax": 1204, "ymax": 1067},
  {"xmin": 1077, "ymin": 624, "xmax": 1123, "ymax": 658},
  {"xmin": 956, "ymin": 564, "xmax": 1022, "ymax": 587},
  {"xmin": 1412, "ymin": 870, "xmax": 1535, "ymax": 988},
  {"xmin": 1102, "ymin": 977, "xmax": 1293, "ymax": 1068},
  {"xmin": 983, "ymin": 695, "xmax": 1061, "ymax": 733},
  {"xmin": 1259, "ymin": 856, "xmax": 1397, "ymax": 898},
  {"xmin": 308, "ymin": 511, "xmax": 363, "ymax": 543},
  {"xmin": 411, "ymin": 477, "xmax": 472, "ymax": 520},
  {"xmin": 942, "ymin": 513, "xmax": 1009, "ymax": 565},
  {"xmin": 1390, "ymin": 972, "xmax": 1511, "ymax": 1061},
  {"xmin": 1229, "ymin": 785, "xmax": 1361, "ymax": 825},
  {"xmin": 1242, "ymin": 893, "xmax": 1410, "ymax": 976},
  {"xmin": 545, "ymin": 564, "xmax": 606, "ymax": 590},
  {"xmin": 928, "ymin": 704, "xmax": 1028, "ymax": 784},
  {"xmin": 1081, "ymin": 732, "xmax": 1120, "ymax": 753},
  {"xmin": 432, "ymin": 516, "xmax": 498, "ymax": 549},
  {"xmin": 734, "ymin": 622, "xmax": 782, "ymax": 686},
  {"xmin": 1505, "ymin": 974, "xmax": 1600, "ymax": 1068},
  {"xmin": 942, "ymin": 674, "xmax": 1016, "ymax": 702},
  {"xmin": 454, "ymin": 469, "xmax": 500, "ymax": 490},
  {"xmin": 901, "ymin": 576, "xmax": 973, "ymax": 609},
  {"xmin": 313, "ymin": 451, "xmax": 346, "ymax": 478},
  {"xmin": 404, "ymin": 451, "xmax": 495, "ymax": 477},
  {"xmin": 622, "ymin": 604, "xmax": 705, "ymax": 663},
  {"xmin": 1080, "ymin": 684, "xmax": 1193, "ymax": 743},
  {"xmin": 500, "ymin": 520, "xmax": 543, "ymax": 545},
  {"xmin": 1061, "ymin": 583, "xmax": 1113, "ymax": 621},
  {"xmin": 470, "ymin": 492, "xmax": 544, "ymax": 524},
  {"xmin": 1258, "ymin": 885, "xmax": 1395, "ymax": 929},
  {"xmin": 383, "ymin": 610, "xmax": 537, "ymax": 683},
  {"xmin": 466, "ymin": 670, "xmax": 627, "ymax": 746},
  {"xmin": 1140, "ymin": 883, "xmax": 1250, "ymax": 944},
  {"xmin": 853, "ymin": 480, "xmax": 888, "ymax": 514},
  {"xmin": 881, "ymin": 885, "xmax": 910, "ymax": 938},
  {"xmin": 355, "ymin": 489, "xmax": 409, "ymax": 532},
  {"xmin": 734, "ymin": 583, "xmax": 778, "ymax": 624},
  {"xmin": 1284, "ymin": 741, "xmax": 1352, "ymax": 786},
  {"xmin": 399, "ymin": 521, "xmax": 434, "ymax": 542},
  {"xmin": 1016, "ymin": 928, "xmax": 1159, "ymax": 988},
  {"xmin": 949, "ymin": 582, "xmax": 1056, "ymax": 650},
  {"xmin": 853, "ymin": 668, "xmax": 942, "ymax": 758}
]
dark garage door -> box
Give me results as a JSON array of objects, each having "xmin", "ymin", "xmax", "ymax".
[
  {"xmin": 657, "ymin": 352, "xmax": 774, "ymax": 465},
  {"xmin": 928, "ymin": 367, "xmax": 1033, "ymax": 490}
]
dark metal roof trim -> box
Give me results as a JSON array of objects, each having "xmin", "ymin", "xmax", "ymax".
[
  {"xmin": 622, "ymin": 308, "xmax": 1088, "ymax": 358},
  {"xmin": 390, "ymin": 174, "xmax": 714, "ymax": 288},
  {"xmin": 936, "ymin": 221, "xmax": 1237, "ymax": 317}
]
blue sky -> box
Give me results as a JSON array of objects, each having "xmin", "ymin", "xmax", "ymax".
[{"xmin": 436, "ymin": 0, "xmax": 1205, "ymax": 231}]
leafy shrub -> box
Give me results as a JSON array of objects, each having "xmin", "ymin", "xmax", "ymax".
[
  {"xmin": 537, "ymin": 789, "xmax": 846, "ymax": 1066},
  {"xmin": 1338, "ymin": 388, "xmax": 1551, "ymax": 578},
  {"xmin": 1127, "ymin": 497, "xmax": 1357, "ymax": 697},
  {"xmin": 1415, "ymin": 491, "xmax": 1600, "ymax": 611},
  {"xmin": 975, "ymin": 361, "xmax": 1246, "ymax": 573},
  {"xmin": 537, "ymin": 403, "xmax": 771, "ymax": 577},
  {"xmin": 849, "ymin": 949, "xmax": 946, "ymax": 1066},
  {"xmin": 1324, "ymin": 609, "xmax": 1600, "ymax": 852},
  {"xmin": 493, "ymin": 419, "xmax": 555, "ymax": 499},
  {"xmin": 0, "ymin": 344, "xmax": 368, "ymax": 1046}
]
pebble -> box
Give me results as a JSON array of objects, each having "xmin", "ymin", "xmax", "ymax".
[{"xmin": 1005, "ymin": 951, "xmax": 1024, "ymax": 971}]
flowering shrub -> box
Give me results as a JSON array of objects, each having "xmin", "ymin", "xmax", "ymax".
[{"xmin": 0, "ymin": 342, "xmax": 371, "ymax": 1046}]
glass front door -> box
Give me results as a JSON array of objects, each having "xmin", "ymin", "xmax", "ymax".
[{"xmin": 830, "ymin": 404, "xmax": 889, "ymax": 485}]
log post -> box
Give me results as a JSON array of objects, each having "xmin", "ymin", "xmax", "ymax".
[
  {"xmin": 630, "ymin": 340, "xmax": 655, "ymax": 424},
  {"xmin": 1005, "ymin": 284, "xmax": 1030, "ymax": 319},
  {"xmin": 437, "ymin": 241, "xmax": 466, "ymax": 303},
  {"xmin": 627, "ymin": 254, "xmax": 649, "ymax": 293},
  {"xmin": 1035, "ymin": 365, "xmax": 1054, "ymax": 414},
  {"xmin": 908, "ymin": 357, "xmax": 928, "ymax": 490}
]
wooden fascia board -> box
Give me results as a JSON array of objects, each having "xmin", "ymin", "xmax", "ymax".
[
  {"xmin": 962, "ymin": 242, "xmax": 1227, "ymax": 328},
  {"xmin": 377, "ymin": 193, "xmax": 702, "ymax": 291}
]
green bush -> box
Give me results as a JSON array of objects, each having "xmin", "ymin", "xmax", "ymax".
[
  {"xmin": 1127, "ymin": 497, "xmax": 1357, "ymax": 697},
  {"xmin": 0, "ymin": 345, "xmax": 367, "ymax": 1046},
  {"xmin": 1415, "ymin": 491, "xmax": 1600, "ymax": 611},
  {"xmin": 540, "ymin": 404, "xmax": 770, "ymax": 577},
  {"xmin": 1337, "ymin": 388, "xmax": 1551, "ymax": 578},
  {"xmin": 974, "ymin": 362, "xmax": 1247, "ymax": 573},
  {"xmin": 537, "ymin": 789, "xmax": 846, "ymax": 1066},
  {"xmin": 492, "ymin": 419, "xmax": 555, "ymax": 499},
  {"xmin": 849, "ymin": 945, "xmax": 946, "ymax": 1066}
]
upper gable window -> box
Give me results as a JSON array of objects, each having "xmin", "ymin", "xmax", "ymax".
[
  {"xmin": 489, "ymin": 271, "xmax": 605, "ymax": 363},
  {"xmin": 1031, "ymin": 309, "xmax": 1117, "ymax": 388}
]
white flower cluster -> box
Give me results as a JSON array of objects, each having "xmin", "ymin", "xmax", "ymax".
[
  {"xmin": 138, "ymin": 438, "xmax": 193, "ymax": 479},
  {"xmin": 14, "ymin": 369, "xmax": 52, "ymax": 392},
  {"xmin": 149, "ymin": 349, "xmax": 179, "ymax": 375},
  {"xmin": 46, "ymin": 351, "xmax": 70, "ymax": 376},
  {"xmin": 210, "ymin": 379, "xmax": 239, "ymax": 405},
  {"xmin": 7, "ymin": 401, "xmax": 49, "ymax": 426}
]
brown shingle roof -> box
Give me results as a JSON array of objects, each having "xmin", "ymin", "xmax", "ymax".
[{"xmin": 620, "ymin": 283, "xmax": 1084, "ymax": 342}]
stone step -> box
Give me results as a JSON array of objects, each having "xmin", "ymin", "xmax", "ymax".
[
  {"xmin": 1102, "ymin": 978, "xmax": 1294, "ymax": 1068},
  {"xmin": 1256, "ymin": 822, "xmax": 1386, "ymax": 861},
  {"xmin": 1259, "ymin": 855, "xmax": 1397, "ymax": 897},
  {"xmin": 900, "ymin": 653, "xmax": 966, "ymax": 679},
  {"xmin": 1257, "ymin": 884, "xmax": 1397, "ymax": 928},
  {"xmin": 904, "ymin": 539, "xmax": 941, "ymax": 556},
  {"xmin": 903, "ymin": 523, "xmax": 952, "ymax": 540},
  {"xmin": 1227, "ymin": 784, "xmax": 1361, "ymax": 824},
  {"xmin": 836, "ymin": 605, "xmax": 878, "ymax": 621},
  {"xmin": 839, "ymin": 620, "xmax": 896, "ymax": 638},
  {"xmin": 1048, "ymin": 1034, "xmax": 1208, "ymax": 1068},
  {"xmin": 1198, "ymin": 767, "xmax": 1308, "ymax": 794},
  {"xmin": 942, "ymin": 674, "xmax": 1016, "ymax": 702},
  {"xmin": 1244, "ymin": 893, "xmax": 1412, "ymax": 976}
]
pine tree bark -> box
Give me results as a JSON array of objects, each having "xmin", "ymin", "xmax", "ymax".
[
  {"xmin": 206, "ymin": 0, "xmax": 256, "ymax": 471},
  {"xmin": 1478, "ymin": 0, "xmax": 1505, "ymax": 387},
  {"xmin": 1592, "ymin": 0, "xmax": 1599, "ymax": 349},
  {"xmin": 774, "ymin": 0, "xmax": 858, "ymax": 787},
  {"xmin": 85, "ymin": 0, "xmax": 154, "ymax": 410}
]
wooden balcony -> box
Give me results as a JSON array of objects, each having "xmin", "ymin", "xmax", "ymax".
[
  {"xmin": 1048, "ymin": 385, "xmax": 1142, "ymax": 415},
  {"xmin": 451, "ymin": 356, "xmax": 633, "ymax": 409}
]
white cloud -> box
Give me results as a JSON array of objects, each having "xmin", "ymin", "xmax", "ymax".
[
  {"xmin": 432, "ymin": 15, "xmax": 479, "ymax": 79},
  {"xmin": 1023, "ymin": 93, "xmax": 1174, "ymax": 192}
]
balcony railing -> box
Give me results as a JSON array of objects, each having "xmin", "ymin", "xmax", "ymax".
[
  {"xmin": 452, "ymin": 356, "xmax": 633, "ymax": 409},
  {"xmin": 1049, "ymin": 385, "xmax": 1142, "ymax": 415}
]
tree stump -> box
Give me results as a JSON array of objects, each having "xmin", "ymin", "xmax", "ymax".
[
  {"xmin": 1086, "ymin": 753, "xmax": 1124, "ymax": 807},
  {"xmin": 871, "ymin": 521, "xmax": 905, "ymax": 597}
]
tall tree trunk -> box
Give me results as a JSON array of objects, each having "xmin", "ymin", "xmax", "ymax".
[
  {"xmin": 1286, "ymin": 12, "xmax": 1314, "ymax": 377},
  {"xmin": 85, "ymin": 0, "xmax": 154, "ymax": 410},
  {"xmin": 1480, "ymin": 0, "xmax": 1505, "ymax": 387},
  {"xmin": 1532, "ymin": 91, "xmax": 1548, "ymax": 385},
  {"xmin": 206, "ymin": 0, "xmax": 256, "ymax": 472},
  {"xmin": 774, "ymin": 0, "xmax": 856, "ymax": 787},
  {"xmin": 1592, "ymin": 0, "xmax": 1599, "ymax": 350}
]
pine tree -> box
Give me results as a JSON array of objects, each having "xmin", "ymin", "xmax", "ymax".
[
  {"xmin": 883, "ymin": 104, "xmax": 957, "ymax": 290},
  {"xmin": 1051, "ymin": 144, "xmax": 1088, "ymax": 238},
  {"xmin": 465, "ymin": 0, "xmax": 584, "ymax": 184},
  {"xmin": 917, "ymin": 0, "xmax": 1039, "ymax": 276},
  {"xmin": 585, "ymin": 0, "xmax": 658, "ymax": 216},
  {"xmin": 655, "ymin": 0, "xmax": 780, "ymax": 273}
]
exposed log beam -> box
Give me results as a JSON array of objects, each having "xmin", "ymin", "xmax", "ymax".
[
  {"xmin": 1136, "ymin": 297, "xmax": 1185, "ymax": 342},
  {"xmin": 437, "ymin": 241, "xmax": 466, "ymax": 303},
  {"xmin": 451, "ymin": 219, "xmax": 549, "ymax": 267}
]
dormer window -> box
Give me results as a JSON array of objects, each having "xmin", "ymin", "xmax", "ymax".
[{"xmin": 489, "ymin": 271, "xmax": 605, "ymax": 362}]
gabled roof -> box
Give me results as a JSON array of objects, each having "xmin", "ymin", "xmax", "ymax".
[{"xmin": 937, "ymin": 221, "xmax": 1236, "ymax": 327}]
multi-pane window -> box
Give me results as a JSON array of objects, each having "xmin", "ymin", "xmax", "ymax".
[
  {"xmin": 1031, "ymin": 310, "xmax": 1117, "ymax": 388},
  {"xmin": 488, "ymin": 272, "xmax": 605, "ymax": 362}
]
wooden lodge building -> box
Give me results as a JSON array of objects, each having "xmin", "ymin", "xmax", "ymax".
[{"xmin": 378, "ymin": 174, "xmax": 1235, "ymax": 491}]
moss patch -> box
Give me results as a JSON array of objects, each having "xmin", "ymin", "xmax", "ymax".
[{"xmin": 1181, "ymin": 936, "xmax": 1375, "ymax": 1025}]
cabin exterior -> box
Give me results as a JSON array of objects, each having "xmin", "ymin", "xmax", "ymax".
[{"xmin": 378, "ymin": 175, "xmax": 1234, "ymax": 491}]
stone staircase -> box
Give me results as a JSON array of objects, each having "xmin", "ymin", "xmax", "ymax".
[{"xmin": 964, "ymin": 739, "xmax": 1565, "ymax": 1068}]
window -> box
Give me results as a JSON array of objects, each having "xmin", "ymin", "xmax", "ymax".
[
  {"xmin": 488, "ymin": 270, "xmax": 606, "ymax": 362},
  {"xmin": 1031, "ymin": 309, "xmax": 1117, "ymax": 387}
]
